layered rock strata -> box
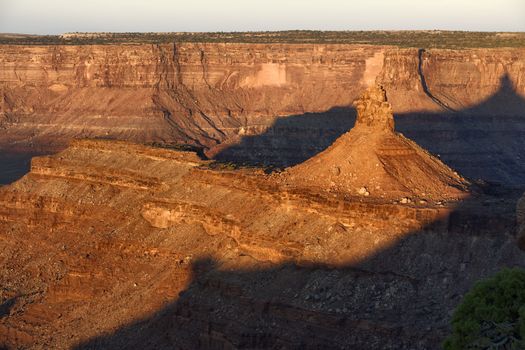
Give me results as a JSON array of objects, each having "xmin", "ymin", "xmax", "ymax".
[
  {"xmin": 1, "ymin": 44, "xmax": 525, "ymax": 185},
  {"xmin": 0, "ymin": 139, "xmax": 519, "ymax": 349},
  {"xmin": 284, "ymin": 86, "xmax": 470, "ymax": 201}
]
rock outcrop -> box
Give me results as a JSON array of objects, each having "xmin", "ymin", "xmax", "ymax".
[
  {"xmin": 284, "ymin": 85, "xmax": 470, "ymax": 201},
  {"xmin": 1, "ymin": 44, "xmax": 525, "ymax": 185},
  {"xmin": 1, "ymin": 41, "xmax": 525, "ymax": 348},
  {"xmin": 0, "ymin": 139, "xmax": 519, "ymax": 349},
  {"xmin": 353, "ymin": 85, "xmax": 395, "ymax": 131}
]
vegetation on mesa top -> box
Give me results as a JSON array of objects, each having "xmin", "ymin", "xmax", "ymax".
[{"xmin": 0, "ymin": 31, "xmax": 524, "ymax": 48}]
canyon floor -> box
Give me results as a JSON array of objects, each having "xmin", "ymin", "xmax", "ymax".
[{"xmin": 1, "ymin": 34, "xmax": 525, "ymax": 349}]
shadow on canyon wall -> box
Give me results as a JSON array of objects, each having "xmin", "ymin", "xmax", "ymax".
[
  {"xmin": 215, "ymin": 74, "xmax": 525, "ymax": 187},
  {"xmin": 74, "ymin": 187, "xmax": 523, "ymax": 349},
  {"xmin": 76, "ymin": 75, "xmax": 525, "ymax": 347},
  {"xmin": 67, "ymin": 77, "xmax": 525, "ymax": 348},
  {"xmin": 0, "ymin": 75, "xmax": 517, "ymax": 349},
  {"xmin": 1, "ymin": 75, "xmax": 525, "ymax": 187},
  {"xmin": 417, "ymin": 49, "xmax": 456, "ymax": 113},
  {"xmin": 0, "ymin": 155, "xmax": 33, "ymax": 185},
  {"xmin": 212, "ymin": 106, "xmax": 357, "ymax": 167},
  {"xmin": 397, "ymin": 74, "xmax": 525, "ymax": 187}
]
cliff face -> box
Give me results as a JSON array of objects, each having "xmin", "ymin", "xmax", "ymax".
[
  {"xmin": 0, "ymin": 140, "xmax": 519, "ymax": 349},
  {"xmin": 0, "ymin": 43, "xmax": 383, "ymax": 148},
  {"xmin": 377, "ymin": 48, "xmax": 525, "ymax": 113},
  {"xmin": 1, "ymin": 43, "xmax": 525, "ymax": 184},
  {"xmin": 2, "ymin": 44, "xmax": 524, "ymax": 138},
  {"xmin": 2, "ymin": 43, "xmax": 525, "ymax": 349}
]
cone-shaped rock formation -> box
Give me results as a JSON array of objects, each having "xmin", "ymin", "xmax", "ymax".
[{"xmin": 284, "ymin": 85, "xmax": 470, "ymax": 201}]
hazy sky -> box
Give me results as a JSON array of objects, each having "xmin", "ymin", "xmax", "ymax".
[{"xmin": 1, "ymin": 0, "xmax": 524, "ymax": 34}]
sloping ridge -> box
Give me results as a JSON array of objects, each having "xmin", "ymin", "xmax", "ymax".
[{"xmin": 285, "ymin": 85, "xmax": 470, "ymax": 201}]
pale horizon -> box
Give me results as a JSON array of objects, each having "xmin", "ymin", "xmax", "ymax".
[{"xmin": 1, "ymin": 0, "xmax": 524, "ymax": 35}]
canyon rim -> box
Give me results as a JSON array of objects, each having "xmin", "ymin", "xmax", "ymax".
[{"xmin": 1, "ymin": 16, "xmax": 525, "ymax": 350}]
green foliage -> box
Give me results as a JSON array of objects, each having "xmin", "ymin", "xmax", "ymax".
[
  {"xmin": 1, "ymin": 31, "xmax": 525, "ymax": 48},
  {"xmin": 444, "ymin": 268, "xmax": 525, "ymax": 349}
]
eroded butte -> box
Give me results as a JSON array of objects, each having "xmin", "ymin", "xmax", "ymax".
[
  {"xmin": 0, "ymin": 85, "xmax": 521, "ymax": 349},
  {"xmin": 283, "ymin": 86, "xmax": 470, "ymax": 200}
]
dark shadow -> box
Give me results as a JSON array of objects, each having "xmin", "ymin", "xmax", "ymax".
[
  {"xmin": 0, "ymin": 297, "xmax": 17, "ymax": 318},
  {"xmin": 73, "ymin": 187, "xmax": 522, "ymax": 349},
  {"xmin": 0, "ymin": 147, "xmax": 59, "ymax": 185},
  {"xmin": 213, "ymin": 74, "xmax": 525, "ymax": 187},
  {"xmin": 417, "ymin": 49, "xmax": 456, "ymax": 113},
  {"xmin": 0, "ymin": 154, "xmax": 33, "ymax": 185},
  {"xmin": 213, "ymin": 107, "xmax": 356, "ymax": 167},
  {"xmin": 73, "ymin": 76, "xmax": 525, "ymax": 347},
  {"xmin": 397, "ymin": 74, "xmax": 525, "ymax": 187}
]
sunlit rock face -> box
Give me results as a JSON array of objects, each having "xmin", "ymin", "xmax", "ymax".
[
  {"xmin": 1, "ymin": 44, "xmax": 525, "ymax": 185},
  {"xmin": 353, "ymin": 85, "xmax": 394, "ymax": 132},
  {"xmin": 283, "ymin": 85, "xmax": 470, "ymax": 201},
  {"xmin": 1, "ymin": 42, "xmax": 525, "ymax": 349},
  {"xmin": 0, "ymin": 133, "xmax": 519, "ymax": 349}
]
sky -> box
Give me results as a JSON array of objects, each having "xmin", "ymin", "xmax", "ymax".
[{"xmin": 0, "ymin": 0, "xmax": 524, "ymax": 34}]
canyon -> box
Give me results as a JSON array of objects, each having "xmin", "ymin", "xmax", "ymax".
[
  {"xmin": 1, "ymin": 43, "xmax": 525, "ymax": 184},
  {"xmin": 1, "ymin": 40, "xmax": 525, "ymax": 349}
]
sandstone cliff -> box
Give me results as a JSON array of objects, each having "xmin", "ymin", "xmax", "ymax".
[
  {"xmin": 1, "ymin": 43, "xmax": 525, "ymax": 184},
  {"xmin": 0, "ymin": 139, "xmax": 519, "ymax": 349},
  {"xmin": 1, "ymin": 40, "xmax": 525, "ymax": 349}
]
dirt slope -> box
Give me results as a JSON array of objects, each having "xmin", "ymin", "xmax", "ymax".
[{"xmin": 284, "ymin": 85, "xmax": 470, "ymax": 200}]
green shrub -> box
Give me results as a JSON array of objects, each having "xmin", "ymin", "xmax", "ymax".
[{"xmin": 444, "ymin": 268, "xmax": 525, "ymax": 349}]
